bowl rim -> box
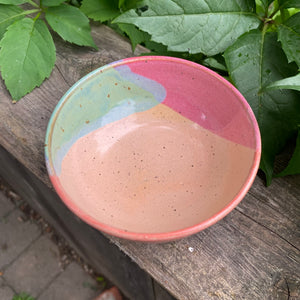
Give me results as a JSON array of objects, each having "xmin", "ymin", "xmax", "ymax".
[{"xmin": 45, "ymin": 55, "xmax": 261, "ymax": 242}]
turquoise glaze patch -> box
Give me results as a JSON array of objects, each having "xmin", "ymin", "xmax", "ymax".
[{"xmin": 49, "ymin": 65, "xmax": 166, "ymax": 175}]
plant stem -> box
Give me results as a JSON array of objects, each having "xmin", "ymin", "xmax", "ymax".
[
  {"xmin": 33, "ymin": 12, "xmax": 41, "ymax": 21},
  {"xmin": 20, "ymin": 9, "xmax": 41, "ymax": 16},
  {"xmin": 27, "ymin": 0, "xmax": 40, "ymax": 8}
]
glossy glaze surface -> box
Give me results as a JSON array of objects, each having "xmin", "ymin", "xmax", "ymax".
[{"xmin": 59, "ymin": 104, "xmax": 255, "ymax": 233}]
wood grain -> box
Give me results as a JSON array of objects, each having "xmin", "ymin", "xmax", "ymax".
[{"xmin": 0, "ymin": 24, "xmax": 299, "ymax": 299}]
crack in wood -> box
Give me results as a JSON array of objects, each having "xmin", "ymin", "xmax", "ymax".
[
  {"xmin": 235, "ymin": 208, "xmax": 299, "ymax": 251},
  {"xmin": 285, "ymin": 277, "xmax": 290, "ymax": 300},
  {"xmin": 55, "ymin": 65, "xmax": 71, "ymax": 88}
]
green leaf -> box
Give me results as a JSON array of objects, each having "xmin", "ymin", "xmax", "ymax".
[
  {"xmin": 143, "ymin": 39, "xmax": 168, "ymax": 53},
  {"xmin": 45, "ymin": 4, "xmax": 97, "ymax": 48},
  {"xmin": 121, "ymin": 0, "xmax": 142, "ymax": 10},
  {"xmin": 118, "ymin": 23, "xmax": 148, "ymax": 50},
  {"xmin": 276, "ymin": 129, "xmax": 300, "ymax": 176},
  {"xmin": 264, "ymin": 73, "xmax": 300, "ymax": 91},
  {"xmin": 114, "ymin": 0, "xmax": 261, "ymax": 56},
  {"xmin": 0, "ymin": 18, "xmax": 56, "ymax": 101},
  {"xmin": 12, "ymin": 293, "xmax": 35, "ymax": 300},
  {"xmin": 224, "ymin": 29, "xmax": 300, "ymax": 184},
  {"xmin": 42, "ymin": 0, "xmax": 65, "ymax": 6},
  {"xmin": 203, "ymin": 57, "xmax": 227, "ymax": 72},
  {"xmin": 0, "ymin": 4, "xmax": 25, "ymax": 39},
  {"xmin": 259, "ymin": 0, "xmax": 273, "ymax": 11},
  {"xmin": 277, "ymin": 12, "xmax": 300, "ymax": 67},
  {"xmin": 80, "ymin": 0, "xmax": 120, "ymax": 22},
  {"xmin": 279, "ymin": 0, "xmax": 300, "ymax": 9},
  {"xmin": 0, "ymin": 0, "xmax": 28, "ymax": 4}
]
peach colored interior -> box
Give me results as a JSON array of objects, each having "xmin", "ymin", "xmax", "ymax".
[{"xmin": 59, "ymin": 104, "xmax": 255, "ymax": 233}]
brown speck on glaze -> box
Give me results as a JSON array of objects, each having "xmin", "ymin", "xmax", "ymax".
[
  {"xmin": 85, "ymin": 120, "xmax": 90, "ymax": 124},
  {"xmin": 61, "ymin": 127, "xmax": 64, "ymax": 132},
  {"xmin": 107, "ymin": 94, "xmax": 110, "ymax": 98},
  {"xmin": 115, "ymin": 82, "xmax": 118, "ymax": 85},
  {"xmin": 80, "ymin": 104, "xmax": 82, "ymax": 108}
]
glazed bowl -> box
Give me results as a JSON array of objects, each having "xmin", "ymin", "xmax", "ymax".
[{"xmin": 45, "ymin": 56, "xmax": 261, "ymax": 242}]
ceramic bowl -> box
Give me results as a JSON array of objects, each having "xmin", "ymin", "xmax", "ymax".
[{"xmin": 45, "ymin": 56, "xmax": 261, "ymax": 242}]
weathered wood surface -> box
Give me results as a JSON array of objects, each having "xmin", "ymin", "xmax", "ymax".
[{"xmin": 0, "ymin": 24, "xmax": 299, "ymax": 299}]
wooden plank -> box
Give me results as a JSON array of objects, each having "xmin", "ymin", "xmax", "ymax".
[
  {"xmin": 0, "ymin": 23, "xmax": 299, "ymax": 299},
  {"xmin": 110, "ymin": 193, "xmax": 299, "ymax": 299}
]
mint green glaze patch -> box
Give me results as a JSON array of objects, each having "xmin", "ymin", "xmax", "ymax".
[{"xmin": 49, "ymin": 65, "xmax": 166, "ymax": 175}]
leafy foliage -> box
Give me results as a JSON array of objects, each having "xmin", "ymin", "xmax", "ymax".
[
  {"xmin": 45, "ymin": 5, "xmax": 97, "ymax": 48},
  {"xmin": 224, "ymin": 29, "xmax": 299, "ymax": 184},
  {"xmin": 0, "ymin": 0, "xmax": 28, "ymax": 4},
  {"xmin": 114, "ymin": 0, "xmax": 261, "ymax": 55},
  {"xmin": 0, "ymin": 0, "xmax": 299, "ymax": 183},
  {"xmin": 0, "ymin": 0, "xmax": 96, "ymax": 101},
  {"xmin": 277, "ymin": 12, "xmax": 300, "ymax": 66},
  {"xmin": 80, "ymin": 0, "xmax": 120, "ymax": 22},
  {"xmin": 42, "ymin": 0, "xmax": 66, "ymax": 6},
  {"xmin": 0, "ymin": 4, "xmax": 25, "ymax": 39},
  {"xmin": 0, "ymin": 18, "xmax": 56, "ymax": 100},
  {"xmin": 264, "ymin": 73, "xmax": 300, "ymax": 91}
]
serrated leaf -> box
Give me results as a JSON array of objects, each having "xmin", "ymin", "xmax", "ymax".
[
  {"xmin": 0, "ymin": 0, "xmax": 28, "ymax": 4},
  {"xmin": 118, "ymin": 23, "xmax": 148, "ymax": 50},
  {"xmin": 0, "ymin": 4, "xmax": 25, "ymax": 39},
  {"xmin": 0, "ymin": 18, "xmax": 56, "ymax": 100},
  {"xmin": 114, "ymin": 0, "xmax": 261, "ymax": 55},
  {"xmin": 276, "ymin": 129, "xmax": 300, "ymax": 176},
  {"xmin": 278, "ymin": 12, "xmax": 300, "ymax": 67},
  {"xmin": 279, "ymin": 0, "xmax": 300, "ymax": 9},
  {"xmin": 45, "ymin": 4, "xmax": 97, "ymax": 49},
  {"xmin": 80, "ymin": 0, "xmax": 120, "ymax": 22},
  {"xmin": 43, "ymin": 0, "xmax": 65, "ymax": 7},
  {"xmin": 224, "ymin": 29, "xmax": 300, "ymax": 184},
  {"xmin": 264, "ymin": 73, "xmax": 300, "ymax": 91}
]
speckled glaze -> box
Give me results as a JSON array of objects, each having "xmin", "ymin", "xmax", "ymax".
[{"xmin": 45, "ymin": 56, "xmax": 261, "ymax": 242}]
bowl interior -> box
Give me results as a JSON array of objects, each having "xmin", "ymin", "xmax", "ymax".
[{"xmin": 45, "ymin": 56, "xmax": 260, "ymax": 242}]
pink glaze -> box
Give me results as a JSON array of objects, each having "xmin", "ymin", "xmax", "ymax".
[
  {"xmin": 127, "ymin": 58, "xmax": 257, "ymax": 149},
  {"xmin": 57, "ymin": 104, "xmax": 255, "ymax": 234}
]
